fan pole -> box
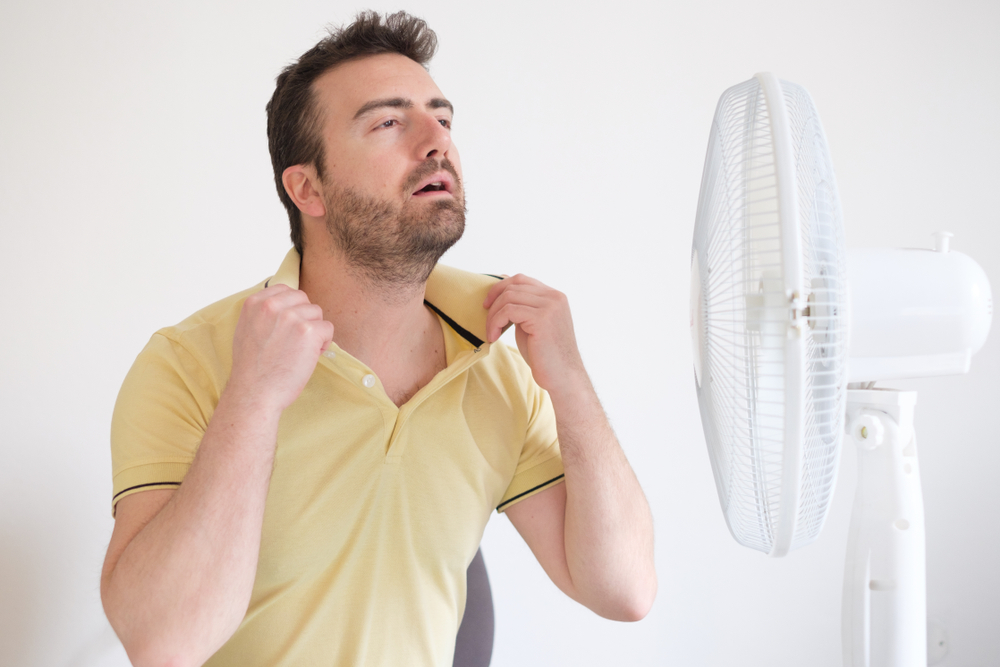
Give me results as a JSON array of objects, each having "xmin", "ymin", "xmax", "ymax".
[{"xmin": 842, "ymin": 389, "xmax": 927, "ymax": 667}]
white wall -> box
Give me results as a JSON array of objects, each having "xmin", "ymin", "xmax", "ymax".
[{"xmin": 1, "ymin": 1, "xmax": 997, "ymax": 665}]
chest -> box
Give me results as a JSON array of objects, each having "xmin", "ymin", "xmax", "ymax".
[
  {"xmin": 369, "ymin": 345, "xmax": 447, "ymax": 407},
  {"xmin": 342, "ymin": 305, "xmax": 449, "ymax": 408},
  {"xmin": 254, "ymin": 362, "xmax": 526, "ymax": 585}
]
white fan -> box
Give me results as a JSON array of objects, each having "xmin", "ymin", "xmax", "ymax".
[{"xmin": 690, "ymin": 73, "xmax": 993, "ymax": 666}]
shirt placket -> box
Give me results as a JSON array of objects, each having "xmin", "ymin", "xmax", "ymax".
[{"xmin": 315, "ymin": 340, "xmax": 492, "ymax": 464}]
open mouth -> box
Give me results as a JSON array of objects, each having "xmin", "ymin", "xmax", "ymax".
[{"xmin": 411, "ymin": 171, "xmax": 455, "ymax": 197}]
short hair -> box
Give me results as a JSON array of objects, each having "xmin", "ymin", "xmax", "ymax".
[{"xmin": 265, "ymin": 11, "xmax": 439, "ymax": 255}]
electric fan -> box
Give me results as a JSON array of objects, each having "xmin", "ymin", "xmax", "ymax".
[{"xmin": 690, "ymin": 73, "xmax": 993, "ymax": 666}]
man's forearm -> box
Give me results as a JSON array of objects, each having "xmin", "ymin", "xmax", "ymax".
[
  {"xmin": 481, "ymin": 275, "xmax": 657, "ymax": 620},
  {"xmin": 551, "ymin": 377, "xmax": 657, "ymax": 621},
  {"xmin": 102, "ymin": 390, "xmax": 280, "ymax": 667}
]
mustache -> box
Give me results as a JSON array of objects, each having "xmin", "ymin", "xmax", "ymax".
[{"xmin": 401, "ymin": 157, "xmax": 462, "ymax": 195}]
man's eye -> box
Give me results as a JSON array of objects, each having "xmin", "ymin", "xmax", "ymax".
[
  {"xmin": 379, "ymin": 119, "xmax": 398, "ymax": 129},
  {"xmin": 438, "ymin": 119, "xmax": 451, "ymax": 129}
]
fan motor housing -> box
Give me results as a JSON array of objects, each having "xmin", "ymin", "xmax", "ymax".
[{"xmin": 847, "ymin": 246, "xmax": 993, "ymax": 383}]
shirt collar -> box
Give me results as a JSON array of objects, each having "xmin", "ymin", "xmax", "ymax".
[{"xmin": 268, "ymin": 248, "xmax": 501, "ymax": 349}]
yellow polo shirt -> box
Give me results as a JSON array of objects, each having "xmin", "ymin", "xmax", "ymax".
[{"xmin": 110, "ymin": 249, "xmax": 564, "ymax": 666}]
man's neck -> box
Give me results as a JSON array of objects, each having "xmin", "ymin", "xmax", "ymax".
[{"xmin": 298, "ymin": 246, "xmax": 438, "ymax": 372}]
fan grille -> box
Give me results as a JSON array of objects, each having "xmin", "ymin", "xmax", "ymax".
[
  {"xmin": 784, "ymin": 82, "xmax": 848, "ymax": 549},
  {"xmin": 692, "ymin": 77, "xmax": 847, "ymax": 554}
]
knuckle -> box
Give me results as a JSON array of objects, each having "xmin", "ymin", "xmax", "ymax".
[
  {"xmin": 260, "ymin": 298, "xmax": 281, "ymax": 317},
  {"xmin": 276, "ymin": 309, "xmax": 300, "ymax": 330},
  {"xmin": 244, "ymin": 292, "xmax": 264, "ymax": 310}
]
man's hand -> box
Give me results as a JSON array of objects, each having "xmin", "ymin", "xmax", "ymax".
[
  {"xmin": 483, "ymin": 274, "xmax": 586, "ymax": 398},
  {"xmin": 229, "ymin": 284, "xmax": 334, "ymax": 412}
]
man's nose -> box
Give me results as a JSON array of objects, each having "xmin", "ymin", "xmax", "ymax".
[{"xmin": 414, "ymin": 114, "xmax": 451, "ymax": 160}]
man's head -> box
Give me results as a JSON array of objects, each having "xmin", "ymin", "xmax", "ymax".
[{"xmin": 266, "ymin": 11, "xmax": 465, "ymax": 284}]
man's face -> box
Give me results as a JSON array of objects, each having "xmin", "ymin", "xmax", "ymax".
[{"xmin": 310, "ymin": 53, "xmax": 465, "ymax": 285}]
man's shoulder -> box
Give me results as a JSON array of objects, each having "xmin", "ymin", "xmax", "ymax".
[{"xmin": 151, "ymin": 278, "xmax": 267, "ymax": 362}]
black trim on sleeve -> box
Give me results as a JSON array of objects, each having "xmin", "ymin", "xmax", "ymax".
[
  {"xmin": 496, "ymin": 474, "xmax": 565, "ymax": 512},
  {"xmin": 424, "ymin": 300, "xmax": 484, "ymax": 348},
  {"xmin": 113, "ymin": 481, "xmax": 181, "ymax": 503}
]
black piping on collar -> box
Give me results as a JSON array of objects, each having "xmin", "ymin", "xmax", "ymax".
[
  {"xmin": 261, "ymin": 276, "xmax": 490, "ymax": 349},
  {"xmin": 424, "ymin": 300, "xmax": 484, "ymax": 349}
]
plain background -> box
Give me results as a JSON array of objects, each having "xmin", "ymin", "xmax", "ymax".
[{"xmin": 1, "ymin": 1, "xmax": 997, "ymax": 665}]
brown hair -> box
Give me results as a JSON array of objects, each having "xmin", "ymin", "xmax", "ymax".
[{"xmin": 265, "ymin": 11, "xmax": 439, "ymax": 255}]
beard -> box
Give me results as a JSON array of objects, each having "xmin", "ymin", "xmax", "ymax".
[{"xmin": 322, "ymin": 159, "xmax": 466, "ymax": 293}]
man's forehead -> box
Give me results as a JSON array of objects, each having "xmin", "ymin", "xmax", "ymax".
[{"xmin": 313, "ymin": 53, "xmax": 446, "ymax": 119}]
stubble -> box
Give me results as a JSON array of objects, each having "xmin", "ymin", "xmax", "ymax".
[{"xmin": 322, "ymin": 159, "xmax": 466, "ymax": 296}]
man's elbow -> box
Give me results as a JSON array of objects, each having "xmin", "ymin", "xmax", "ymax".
[
  {"xmin": 613, "ymin": 574, "xmax": 658, "ymax": 622},
  {"xmin": 117, "ymin": 636, "xmax": 205, "ymax": 667},
  {"xmin": 586, "ymin": 571, "xmax": 657, "ymax": 622},
  {"xmin": 618, "ymin": 586, "xmax": 657, "ymax": 622},
  {"xmin": 103, "ymin": 595, "xmax": 206, "ymax": 667}
]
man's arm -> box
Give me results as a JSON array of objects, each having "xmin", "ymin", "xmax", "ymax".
[
  {"xmin": 101, "ymin": 285, "xmax": 333, "ymax": 667},
  {"xmin": 484, "ymin": 275, "xmax": 657, "ymax": 622}
]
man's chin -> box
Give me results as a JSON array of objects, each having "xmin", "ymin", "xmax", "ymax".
[
  {"xmin": 322, "ymin": 185, "xmax": 466, "ymax": 287},
  {"xmin": 404, "ymin": 194, "xmax": 464, "ymax": 216},
  {"xmin": 411, "ymin": 218, "xmax": 465, "ymax": 259},
  {"xmin": 403, "ymin": 200, "xmax": 466, "ymax": 242}
]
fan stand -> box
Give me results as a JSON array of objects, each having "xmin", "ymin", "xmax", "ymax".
[{"xmin": 843, "ymin": 388, "xmax": 927, "ymax": 667}]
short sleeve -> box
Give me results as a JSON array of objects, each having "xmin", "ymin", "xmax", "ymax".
[
  {"xmin": 109, "ymin": 332, "xmax": 220, "ymax": 515},
  {"xmin": 495, "ymin": 360, "xmax": 564, "ymax": 513}
]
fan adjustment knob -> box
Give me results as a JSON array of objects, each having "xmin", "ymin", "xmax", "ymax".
[
  {"xmin": 932, "ymin": 231, "xmax": 953, "ymax": 253},
  {"xmin": 851, "ymin": 413, "xmax": 885, "ymax": 449}
]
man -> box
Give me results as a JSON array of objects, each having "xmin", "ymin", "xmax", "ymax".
[{"xmin": 101, "ymin": 11, "xmax": 656, "ymax": 667}]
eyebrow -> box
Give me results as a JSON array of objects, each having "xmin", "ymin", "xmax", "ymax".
[{"xmin": 353, "ymin": 97, "xmax": 454, "ymax": 120}]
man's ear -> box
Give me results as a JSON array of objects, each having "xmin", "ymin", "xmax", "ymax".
[{"xmin": 282, "ymin": 165, "xmax": 326, "ymax": 218}]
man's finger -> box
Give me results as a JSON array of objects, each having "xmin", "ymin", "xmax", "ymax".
[
  {"xmin": 487, "ymin": 288, "xmax": 547, "ymax": 314},
  {"xmin": 485, "ymin": 302, "xmax": 543, "ymax": 343},
  {"xmin": 483, "ymin": 274, "xmax": 547, "ymax": 309},
  {"xmin": 281, "ymin": 302, "xmax": 326, "ymax": 323},
  {"xmin": 483, "ymin": 277, "xmax": 510, "ymax": 309}
]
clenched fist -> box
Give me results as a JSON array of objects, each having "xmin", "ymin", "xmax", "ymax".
[{"xmin": 227, "ymin": 284, "xmax": 335, "ymax": 413}]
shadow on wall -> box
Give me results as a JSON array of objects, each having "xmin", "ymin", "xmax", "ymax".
[
  {"xmin": 60, "ymin": 623, "xmax": 129, "ymax": 667},
  {"xmin": 0, "ymin": 534, "xmax": 45, "ymax": 666},
  {"xmin": 0, "ymin": 531, "xmax": 128, "ymax": 667}
]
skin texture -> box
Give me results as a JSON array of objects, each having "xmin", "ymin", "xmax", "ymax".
[{"xmin": 101, "ymin": 52, "xmax": 656, "ymax": 667}]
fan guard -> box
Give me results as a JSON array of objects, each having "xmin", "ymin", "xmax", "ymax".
[{"xmin": 691, "ymin": 73, "xmax": 849, "ymax": 556}]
